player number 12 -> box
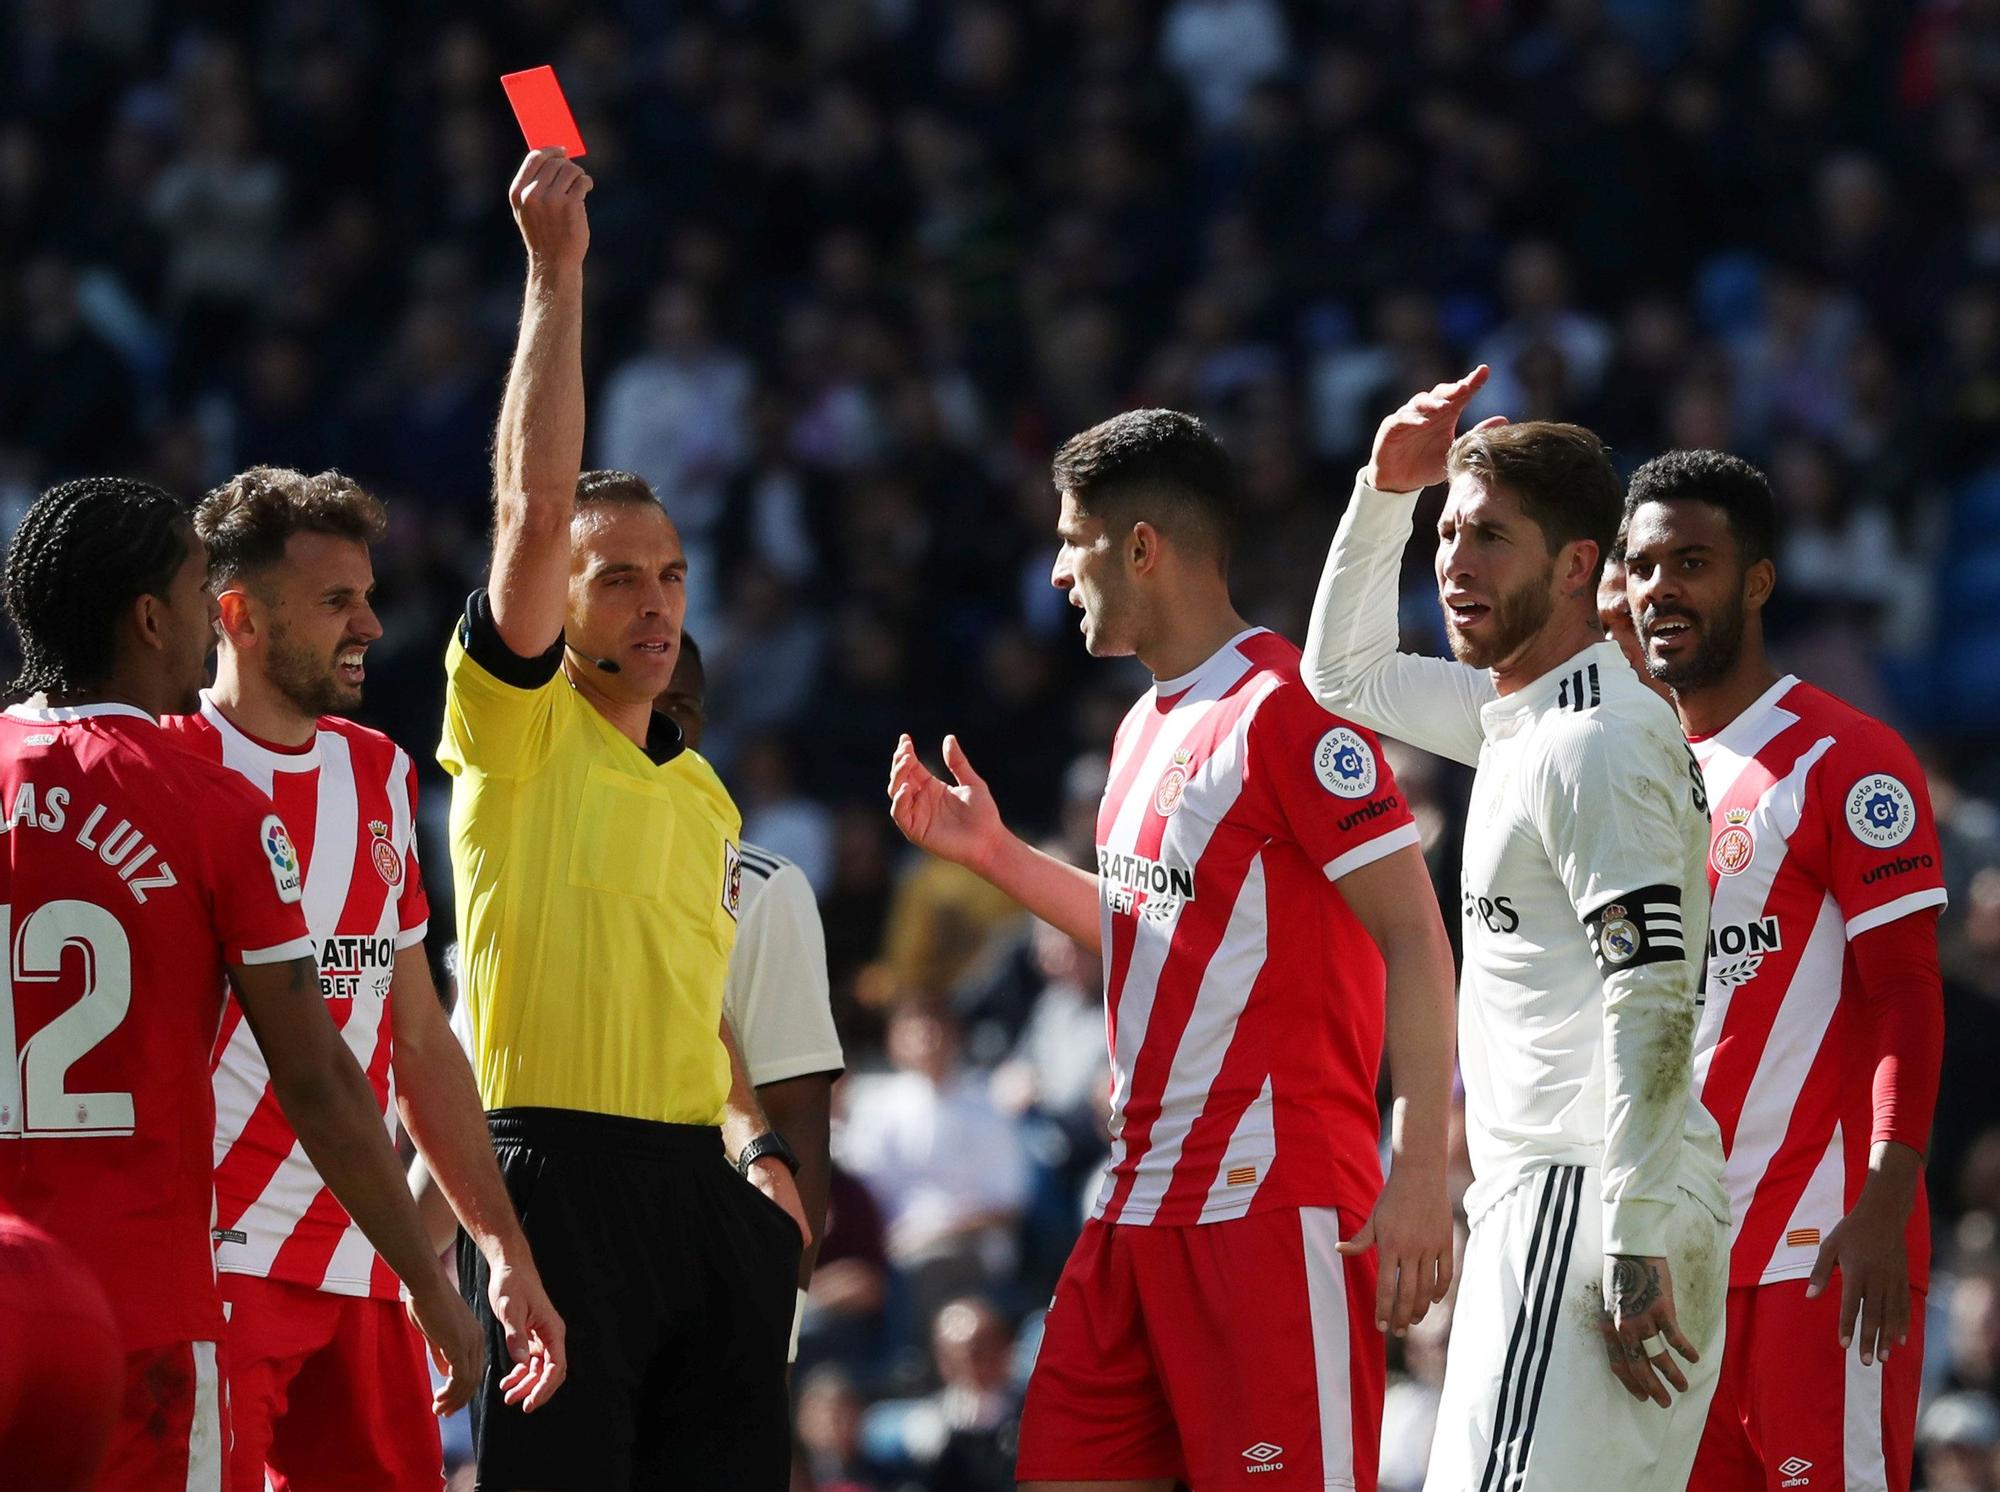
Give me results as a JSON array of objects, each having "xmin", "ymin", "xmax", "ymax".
[{"xmin": 0, "ymin": 900, "xmax": 136, "ymax": 1138}]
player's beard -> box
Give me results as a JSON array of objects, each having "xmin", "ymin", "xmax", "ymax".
[
  {"xmin": 265, "ymin": 624, "xmax": 362, "ymax": 716},
  {"xmin": 1642, "ymin": 588, "xmax": 1745, "ymax": 692},
  {"xmin": 1443, "ymin": 561, "xmax": 1556, "ymax": 669}
]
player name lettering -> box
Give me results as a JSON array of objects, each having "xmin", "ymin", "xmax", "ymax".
[{"xmin": 0, "ymin": 780, "xmax": 178, "ymax": 904}]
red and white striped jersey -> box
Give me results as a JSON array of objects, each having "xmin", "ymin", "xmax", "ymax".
[
  {"xmin": 1690, "ymin": 676, "xmax": 1946, "ymax": 1289},
  {"xmin": 1091, "ymin": 628, "xmax": 1419, "ymax": 1228},
  {"xmin": 161, "ymin": 694, "xmax": 429, "ymax": 1298}
]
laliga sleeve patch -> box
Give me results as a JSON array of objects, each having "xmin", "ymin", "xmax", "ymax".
[
  {"xmin": 260, "ymin": 814, "xmax": 304, "ymax": 904},
  {"xmin": 1583, "ymin": 884, "xmax": 1684, "ymax": 973},
  {"xmin": 1313, "ymin": 727, "xmax": 1378, "ymax": 799},
  {"xmin": 1845, "ymin": 773, "xmax": 1916, "ymax": 849}
]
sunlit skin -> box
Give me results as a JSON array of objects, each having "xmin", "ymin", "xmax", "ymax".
[
  {"xmin": 161, "ymin": 531, "xmax": 222, "ymax": 717},
  {"xmin": 1620, "ymin": 499, "xmax": 1774, "ymax": 736},
  {"xmin": 1047, "ymin": 489, "xmax": 1247, "ymax": 680},
  {"xmin": 1597, "ymin": 553, "xmax": 1673, "ymax": 702},
  {"xmin": 214, "ymin": 531, "xmax": 383, "ymax": 744},
  {"xmin": 562, "ymin": 502, "xmax": 688, "ymax": 740},
  {"xmin": 1432, "ymin": 472, "xmax": 1600, "ymax": 689}
]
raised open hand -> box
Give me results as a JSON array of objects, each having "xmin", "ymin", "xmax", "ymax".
[{"xmin": 1364, "ymin": 366, "xmax": 1508, "ymax": 494}]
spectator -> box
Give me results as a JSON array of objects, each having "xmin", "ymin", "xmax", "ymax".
[{"xmin": 838, "ymin": 1003, "xmax": 1030, "ymax": 1333}]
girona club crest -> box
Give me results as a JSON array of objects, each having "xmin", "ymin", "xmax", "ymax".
[
  {"xmin": 369, "ymin": 819, "xmax": 402, "ymax": 888},
  {"xmin": 1154, "ymin": 750, "xmax": 1193, "ymax": 817},
  {"xmin": 1710, "ymin": 808, "xmax": 1755, "ymax": 877}
]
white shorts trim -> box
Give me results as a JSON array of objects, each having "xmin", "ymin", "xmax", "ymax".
[{"xmin": 189, "ymin": 1338, "xmax": 223, "ymax": 1492}]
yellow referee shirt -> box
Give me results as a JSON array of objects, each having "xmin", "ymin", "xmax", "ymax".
[{"xmin": 438, "ymin": 594, "xmax": 740, "ymax": 1125}]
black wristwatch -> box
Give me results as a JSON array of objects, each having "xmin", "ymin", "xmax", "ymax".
[{"xmin": 735, "ymin": 1130, "xmax": 800, "ymax": 1179}]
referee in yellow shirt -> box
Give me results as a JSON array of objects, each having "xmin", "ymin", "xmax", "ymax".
[{"xmin": 438, "ymin": 148, "xmax": 808, "ymax": 1490}]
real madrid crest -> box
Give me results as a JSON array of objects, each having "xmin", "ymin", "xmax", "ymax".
[
  {"xmin": 1710, "ymin": 807, "xmax": 1754, "ymax": 877},
  {"xmin": 369, "ymin": 819, "xmax": 402, "ymax": 888},
  {"xmin": 1154, "ymin": 749, "xmax": 1193, "ymax": 818},
  {"xmin": 1597, "ymin": 903, "xmax": 1640, "ymax": 964}
]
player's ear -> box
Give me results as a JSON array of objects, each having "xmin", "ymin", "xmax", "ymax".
[
  {"xmin": 1560, "ymin": 537, "xmax": 1601, "ymax": 600},
  {"xmin": 1128, "ymin": 520, "xmax": 1160, "ymax": 575},
  {"xmin": 215, "ymin": 588, "xmax": 258, "ymax": 647},
  {"xmin": 1742, "ymin": 557, "xmax": 1776, "ymax": 614},
  {"xmin": 127, "ymin": 589, "xmax": 169, "ymax": 655}
]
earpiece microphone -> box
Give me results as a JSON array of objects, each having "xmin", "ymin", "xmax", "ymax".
[{"xmin": 565, "ymin": 643, "xmax": 623, "ymax": 674}]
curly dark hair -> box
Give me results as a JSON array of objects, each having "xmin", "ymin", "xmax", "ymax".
[
  {"xmin": 3, "ymin": 476, "xmax": 191, "ymax": 697},
  {"xmin": 196, "ymin": 466, "xmax": 389, "ymax": 587},
  {"xmin": 1623, "ymin": 449, "xmax": 1777, "ymax": 567}
]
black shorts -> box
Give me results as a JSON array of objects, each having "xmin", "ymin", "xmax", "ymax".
[{"xmin": 461, "ymin": 1107, "xmax": 802, "ymax": 1490}]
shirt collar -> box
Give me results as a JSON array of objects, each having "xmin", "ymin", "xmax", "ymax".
[
  {"xmin": 4, "ymin": 700, "xmax": 158, "ymax": 726},
  {"xmin": 1153, "ymin": 626, "xmax": 1266, "ymax": 699},
  {"xmin": 1477, "ymin": 639, "xmax": 1627, "ymax": 733},
  {"xmin": 198, "ymin": 691, "xmax": 323, "ymax": 773},
  {"xmin": 1694, "ymin": 674, "xmax": 1800, "ymax": 756}
]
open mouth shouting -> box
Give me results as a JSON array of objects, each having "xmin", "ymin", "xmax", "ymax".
[{"xmin": 1643, "ymin": 612, "xmax": 1697, "ymax": 658}]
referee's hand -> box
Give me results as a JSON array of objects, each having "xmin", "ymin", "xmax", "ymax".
[
  {"xmin": 406, "ymin": 1269, "xmax": 486, "ymax": 1415},
  {"xmin": 489, "ymin": 1257, "xmax": 569, "ymax": 1412},
  {"xmin": 748, "ymin": 1154, "xmax": 813, "ymax": 1248}
]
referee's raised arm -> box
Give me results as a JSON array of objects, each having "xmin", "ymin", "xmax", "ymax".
[{"xmin": 490, "ymin": 146, "xmax": 592, "ymax": 657}]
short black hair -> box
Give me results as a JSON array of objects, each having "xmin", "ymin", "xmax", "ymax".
[
  {"xmin": 677, "ymin": 632, "xmax": 703, "ymax": 672},
  {"xmin": 575, "ymin": 469, "xmax": 662, "ymax": 510},
  {"xmin": 1623, "ymin": 450, "xmax": 1777, "ymax": 567},
  {"xmin": 197, "ymin": 466, "xmax": 388, "ymax": 587},
  {"xmin": 3, "ymin": 476, "xmax": 192, "ymax": 696},
  {"xmin": 1447, "ymin": 421, "xmax": 1622, "ymax": 581},
  {"xmin": 1051, "ymin": 409, "xmax": 1236, "ymax": 566}
]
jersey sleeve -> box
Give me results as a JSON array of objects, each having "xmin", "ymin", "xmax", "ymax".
[
  {"xmin": 1809, "ymin": 723, "xmax": 1949, "ymax": 939},
  {"xmin": 1300, "ymin": 478, "xmax": 1496, "ymax": 767},
  {"xmin": 203, "ymin": 776, "xmax": 314, "ymax": 968},
  {"xmin": 723, "ymin": 862, "xmax": 845, "ymax": 1088},
  {"xmin": 1533, "ymin": 716, "xmax": 1705, "ymax": 1257},
  {"xmin": 436, "ymin": 589, "xmax": 568, "ymax": 782},
  {"xmin": 395, "ymin": 755, "xmax": 431, "ymax": 949},
  {"xmin": 1245, "ymin": 685, "xmax": 1420, "ymax": 884}
]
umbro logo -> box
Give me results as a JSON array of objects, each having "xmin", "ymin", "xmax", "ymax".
[
  {"xmin": 1242, "ymin": 1442, "xmax": 1284, "ymax": 1473},
  {"xmin": 1779, "ymin": 1455, "xmax": 1813, "ymax": 1487}
]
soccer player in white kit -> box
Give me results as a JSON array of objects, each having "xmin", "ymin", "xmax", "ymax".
[{"xmin": 1302, "ymin": 367, "xmax": 1729, "ymax": 1491}]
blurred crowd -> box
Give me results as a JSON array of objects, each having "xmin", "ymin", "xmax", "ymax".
[{"xmin": 7, "ymin": 0, "xmax": 2000, "ymax": 1486}]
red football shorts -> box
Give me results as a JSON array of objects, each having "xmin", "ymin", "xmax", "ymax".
[
  {"xmin": 93, "ymin": 1339, "xmax": 227, "ymax": 1492},
  {"xmin": 0, "ymin": 1213, "xmax": 123, "ymax": 1491},
  {"xmin": 220, "ymin": 1272, "xmax": 444, "ymax": 1492},
  {"xmin": 1018, "ymin": 1205, "xmax": 1383, "ymax": 1490},
  {"xmin": 1691, "ymin": 1277, "xmax": 1923, "ymax": 1492}
]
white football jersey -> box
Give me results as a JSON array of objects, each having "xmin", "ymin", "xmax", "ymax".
[{"xmin": 1303, "ymin": 480, "xmax": 1726, "ymax": 1256}]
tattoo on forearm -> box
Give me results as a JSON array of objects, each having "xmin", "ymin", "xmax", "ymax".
[{"xmin": 1610, "ymin": 1256, "xmax": 1662, "ymax": 1317}]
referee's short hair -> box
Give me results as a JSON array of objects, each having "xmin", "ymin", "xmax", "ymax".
[
  {"xmin": 1447, "ymin": 422, "xmax": 1621, "ymax": 582},
  {"xmin": 575, "ymin": 470, "xmax": 663, "ymax": 511},
  {"xmin": 1623, "ymin": 450, "xmax": 1777, "ymax": 568}
]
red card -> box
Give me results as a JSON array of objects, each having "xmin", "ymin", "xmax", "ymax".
[{"xmin": 500, "ymin": 66, "xmax": 586, "ymax": 159}]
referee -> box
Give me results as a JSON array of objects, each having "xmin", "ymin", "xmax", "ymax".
[{"xmin": 437, "ymin": 148, "xmax": 808, "ymax": 1490}]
